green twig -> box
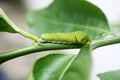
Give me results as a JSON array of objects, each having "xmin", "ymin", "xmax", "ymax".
[
  {"xmin": 0, "ymin": 36, "xmax": 120, "ymax": 64},
  {"xmin": 18, "ymin": 29, "xmax": 39, "ymax": 43},
  {"xmin": 0, "ymin": 8, "xmax": 39, "ymax": 43},
  {"xmin": 0, "ymin": 44, "xmax": 79, "ymax": 64},
  {"xmin": 92, "ymin": 36, "xmax": 120, "ymax": 50}
]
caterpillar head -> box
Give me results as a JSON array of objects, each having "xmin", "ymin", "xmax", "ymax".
[{"xmin": 76, "ymin": 31, "xmax": 91, "ymax": 45}]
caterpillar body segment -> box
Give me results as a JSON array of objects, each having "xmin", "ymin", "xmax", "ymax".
[{"xmin": 40, "ymin": 31, "xmax": 91, "ymax": 45}]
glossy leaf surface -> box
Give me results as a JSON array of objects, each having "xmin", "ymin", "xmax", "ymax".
[
  {"xmin": 27, "ymin": 0, "xmax": 111, "ymax": 40},
  {"xmin": 28, "ymin": 54, "xmax": 76, "ymax": 80},
  {"xmin": 28, "ymin": 45, "xmax": 92, "ymax": 80},
  {"xmin": 62, "ymin": 45, "xmax": 92, "ymax": 80},
  {"xmin": 98, "ymin": 70, "xmax": 120, "ymax": 80}
]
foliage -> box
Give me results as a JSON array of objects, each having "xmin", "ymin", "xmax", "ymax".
[
  {"xmin": 0, "ymin": 0, "xmax": 120, "ymax": 80},
  {"xmin": 27, "ymin": 0, "xmax": 111, "ymax": 40},
  {"xmin": 98, "ymin": 70, "xmax": 120, "ymax": 80}
]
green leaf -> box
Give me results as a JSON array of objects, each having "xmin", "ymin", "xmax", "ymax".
[
  {"xmin": 27, "ymin": 0, "xmax": 111, "ymax": 40},
  {"xmin": 0, "ymin": 8, "xmax": 39, "ymax": 42},
  {"xmin": 0, "ymin": 8, "xmax": 18, "ymax": 33},
  {"xmin": 62, "ymin": 45, "xmax": 92, "ymax": 80},
  {"xmin": 28, "ymin": 54, "xmax": 76, "ymax": 80},
  {"xmin": 110, "ymin": 24, "xmax": 120, "ymax": 36},
  {"xmin": 98, "ymin": 70, "xmax": 120, "ymax": 80},
  {"xmin": 28, "ymin": 45, "xmax": 92, "ymax": 80}
]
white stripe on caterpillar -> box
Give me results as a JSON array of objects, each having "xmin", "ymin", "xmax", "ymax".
[{"xmin": 40, "ymin": 31, "xmax": 91, "ymax": 45}]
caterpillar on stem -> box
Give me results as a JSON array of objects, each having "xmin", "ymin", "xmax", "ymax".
[{"xmin": 40, "ymin": 31, "xmax": 91, "ymax": 45}]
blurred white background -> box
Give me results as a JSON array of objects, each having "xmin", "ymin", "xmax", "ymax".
[{"xmin": 0, "ymin": 0, "xmax": 120, "ymax": 80}]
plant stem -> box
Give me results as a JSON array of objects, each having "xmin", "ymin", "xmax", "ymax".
[
  {"xmin": 92, "ymin": 36, "xmax": 120, "ymax": 50},
  {"xmin": 18, "ymin": 29, "xmax": 39, "ymax": 43},
  {"xmin": 0, "ymin": 8, "xmax": 39, "ymax": 43},
  {"xmin": 0, "ymin": 44, "xmax": 79, "ymax": 64},
  {"xmin": 0, "ymin": 36, "xmax": 120, "ymax": 64}
]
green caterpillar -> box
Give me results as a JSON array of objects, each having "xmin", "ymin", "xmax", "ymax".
[{"xmin": 40, "ymin": 31, "xmax": 91, "ymax": 45}]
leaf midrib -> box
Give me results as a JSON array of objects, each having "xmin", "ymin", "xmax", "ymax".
[
  {"xmin": 32, "ymin": 15, "xmax": 113, "ymax": 35},
  {"xmin": 58, "ymin": 54, "xmax": 77, "ymax": 80}
]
